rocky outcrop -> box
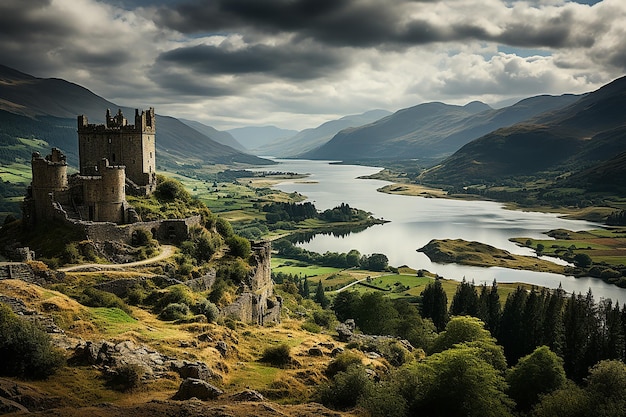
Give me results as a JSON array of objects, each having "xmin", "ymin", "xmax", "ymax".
[{"xmin": 173, "ymin": 378, "xmax": 224, "ymax": 401}]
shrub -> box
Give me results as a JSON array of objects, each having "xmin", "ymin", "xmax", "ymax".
[
  {"xmin": 106, "ymin": 363, "xmax": 144, "ymax": 392},
  {"xmin": 325, "ymin": 351, "xmax": 363, "ymax": 378},
  {"xmin": 159, "ymin": 303, "xmax": 190, "ymax": 321},
  {"xmin": 226, "ymin": 235, "xmax": 251, "ymax": 259},
  {"xmin": 155, "ymin": 177, "xmax": 191, "ymax": 202},
  {"xmin": 195, "ymin": 299, "xmax": 219, "ymax": 323},
  {"xmin": 132, "ymin": 228, "xmax": 153, "ymax": 246},
  {"xmin": 215, "ymin": 216, "xmax": 234, "ymax": 238},
  {"xmin": 301, "ymin": 321, "xmax": 321, "ymax": 333},
  {"xmin": 318, "ymin": 365, "xmax": 374, "ymax": 410},
  {"xmin": 0, "ymin": 304, "xmax": 65, "ymax": 379},
  {"xmin": 261, "ymin": 344, "xmax": 292, "ymax": 368},
  {"xmin": 81, "ymin": 287, "xmax": 132, "ymax": 314}
]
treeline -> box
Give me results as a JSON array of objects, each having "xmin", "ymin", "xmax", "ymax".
[
  {"xmin": 607, "ymin": 209, "xmax": 626, "ymax": 226},
  {"xmin": 262, "ymin": 202, "xmax": 370, "ymax": 225},
  {"xmin": 419, "ymin": 279, "xmax": 626, "ymax": 382},
  {"xmin": 274, "ymin": 239, "xmax": 389, "ymax": 271}
]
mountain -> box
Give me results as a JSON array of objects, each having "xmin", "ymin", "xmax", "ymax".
[
  {"xmin": 301, "ymin": 95, "xmax": 580, "ymax": 162},
  {"xmin": 421, "ymin": 75, "xmax": 626, "ymax": 185},
  {"xmin": 256, "ymin": 109, "xmax": 391, "ymax": 157},
  {"xmin": 227, "ymin": 126, "xmax": 299, "ymax": 151},
  {"xmin": 0, "ymin": 64, "xmax": 270, "ymax": 168},
  {"xmin": 180, "ymin": 119, "xmax": 247, "ymax": 153}
]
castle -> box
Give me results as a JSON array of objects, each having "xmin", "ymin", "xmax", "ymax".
[{"xmin": 23, "ymin": 108, "xmax": 156, "ymax": 227}]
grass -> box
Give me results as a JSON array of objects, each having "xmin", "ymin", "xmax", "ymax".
[
  {"xmin": 272, "ymin": 256, "xmax": 343, "ymax": 277},
  {"xmin": 512, "ymin": 227, "xmax": 626, "ymax": 268}
]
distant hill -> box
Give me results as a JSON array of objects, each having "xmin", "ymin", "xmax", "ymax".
[
  {"xmin": 301, "ymin": 95, "xmax": 580, "ymax": 163},
  {"xmin": 257, "ymin": 109, "xmax": 391, "ymax": 158},
  {"xmin": 421, "ymin": 75, "xmax": 626, "ymax": 187},
  {"xmin": 0, "ymin": 64, "xmax": 270, "ymax": 168},
  {"xmin": 180, "ymin": 119, "xmax": 247, "ymax": 153},
  {"xmin": 227, "ymin": 126, "xmax": 299, "ymax": 151}
]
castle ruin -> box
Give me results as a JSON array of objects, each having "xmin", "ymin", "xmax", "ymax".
[{"xmin": 23, "ymin": 108, "xmax": 155, "ymax": 227}]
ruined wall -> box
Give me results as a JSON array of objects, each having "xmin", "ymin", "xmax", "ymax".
[
  {"xmin": 222, "ymin": 241, "xmax": 282, "ymax": 325},
  {"xmin": 28, "ymin": 149, "xmax": 68, "ymax": 225}
]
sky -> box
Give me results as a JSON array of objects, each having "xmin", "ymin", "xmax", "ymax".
[{"xmin": 1, "ymin": 0, "xmax": 623, "ymax": 131}]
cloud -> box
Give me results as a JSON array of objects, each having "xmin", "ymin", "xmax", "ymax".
[{"xmin": 1, "ymin": 0, "xmax": 625, "ymax": 130}]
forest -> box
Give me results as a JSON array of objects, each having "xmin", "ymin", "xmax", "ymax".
[{"xmin": 311, "ymin": 278, "xmax": 626, "ymax": 416}]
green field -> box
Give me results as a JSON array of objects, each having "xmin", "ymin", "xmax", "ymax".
[{"xmin": 271, "ymin": 256, "xmax": 343, "ymax": 277}]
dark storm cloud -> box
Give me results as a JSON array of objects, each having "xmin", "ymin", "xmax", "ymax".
[
  {"xmin": 0, "ymin": 0, "xmax": 72, "ymax": 39},
  {"xmin": 156, "ymin": 43, "xmax": 346, "ymax": 81},
  {"xmin": 156, "ymin": 0, "xmax": 599, "ymax": 49}
]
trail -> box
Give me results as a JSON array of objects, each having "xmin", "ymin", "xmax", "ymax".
[{"xmin": 58, "ymin": 245, "xmax": 176, "ymax": 272}]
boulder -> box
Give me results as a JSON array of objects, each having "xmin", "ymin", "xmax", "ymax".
[
  {"xmin": 230, "ymin": 390, "xmax": 264, "ymax": 402},
  {"xmin": 173, "ymin": 378, "xmax": 224, "ymax": 401},
  {"xmin": 170, "ymin": 361, "xmax": 214, "ymax": 381}
]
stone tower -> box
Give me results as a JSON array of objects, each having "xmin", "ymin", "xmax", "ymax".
[
  {"xmin": 23, "ymin": 148, "xmax": 68, "ymax": 227},
  {"xmin": 77, "ymin": 108, "xmax": 156, "ymax": 195}
]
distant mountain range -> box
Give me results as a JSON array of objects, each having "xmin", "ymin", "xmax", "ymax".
[
  {"xmin": 0, "ymin": 64, "xmax": 270, "ymax": 168},
  {"xmin": 256, "ymin": 109, "xmax": 392, "ymax": 157},
  {"xmin": 421, "ymin": 75, "xmax": 626, "ymax": 190},
  {"xmin": 2, "ymin": 63, "xmax": 625, "ymax": 197},
  {"xmin": 300, "ymin": 95, "xmax": 581, "ymax": 162}
]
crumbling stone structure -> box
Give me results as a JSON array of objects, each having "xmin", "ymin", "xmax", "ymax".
[
  {"xmin": 222, "ymin": 241, "xmax": 282, "ymax": 325},
  {"xmin": 23, "ymin": 108, "xmax": 155, "ymax": 227}
]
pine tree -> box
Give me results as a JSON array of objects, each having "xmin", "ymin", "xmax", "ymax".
[
  {"xmin": 315, "ymin": 280, "xmax": 329, "ymax": 308},
  {"xmin": 449, "ymin": 278, "xmax": 478, "ymax": 317},
  {"xmin": 421, "ymin": 280, "xmax": 449, "ymax": 332}
]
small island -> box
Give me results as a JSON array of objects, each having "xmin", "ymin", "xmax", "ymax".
[{"xmin": 418, "ymin": 238, "xmax": 568, "ymax": 275}]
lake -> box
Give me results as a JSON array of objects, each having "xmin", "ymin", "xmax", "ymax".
[{"xmin": 253, "ymin": 159, "xmax": 626, "ymax": 303}]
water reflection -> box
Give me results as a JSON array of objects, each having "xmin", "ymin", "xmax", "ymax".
[{"xmin": 253, "ymin": 159, "xmax": 626, "ymax": 303}]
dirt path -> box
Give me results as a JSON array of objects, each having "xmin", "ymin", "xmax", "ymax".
[{"xmin": 58, "ymin": 245, "xmax": 176, "ymax": 272}]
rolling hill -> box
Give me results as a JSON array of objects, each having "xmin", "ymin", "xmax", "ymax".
[
  {"xmin": 0, "ymin": 64, "xmax": 270, "ymax": 168},
  {"xmin": 421, "ymin": 75, "xmax": 626, "ymax": 187},
  {"xmin": 301, "ymin": 95, "xmax": 580, "ymax": 163}
]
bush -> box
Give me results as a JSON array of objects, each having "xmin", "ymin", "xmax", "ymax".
[
  {"xmin": 155, "ymin": 177, "xmax": 191, "ymax": 202},
  {"xmin": 0, "ymin": 304, "xmax": 65, "ymax": 379},
  {"xmin": 226, "ymin": 235, "xmax": 251, "ymax": 259},
  {"xmin": 159, "ymin": 303, "xmax": 190, "ymax": 321},
  {"xmin": 325, "ymin": 351, "xmax": 363, "ymax": 378},
  {"xmin": 301, "ymin": 321, "xmax": 321, "ymax": 333},
  {"xmin": 215, "ymin": 216, "xmax": 234, "ymax": 238},
  {"xmin": 194, "ymin": 299, "xmax": 219, "ymax": 322},
  {"xmin": 81, "ymin": 287, "xmax": 132, "ymax": 314},
  {"xmin": 318, "ymin": 365, "xmax": 374, "ymax": 410},
  {"xmin": 261, "ymin": 344, "xmax": 292, "ymax": 368},
  {"xmin": 106, "ymin": 363, "xmax": 144, "ymax": 392}
]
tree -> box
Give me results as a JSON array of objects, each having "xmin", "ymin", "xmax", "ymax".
[
  {"xmin": 366, "ymin": 253, "xmax": 388, "ymax": 271},
  {"xmin": 346, "ymin": 249, "xmax": 361, "ymax": 268},
  {"xmin": 498, "ymin": 286, "xmax": 528, "ymax": 363},
  {"xmin": 430, "ymin": 316, "xmax": 493, "ymax": 354},
  {"xmin": 585, "ymin": 360, "xmax": 626, "ymax": 417},
  {"xmin": 155, "ymin": 177, "xmax": 191, "ymax": 202},
  {"xmin": 411, "ymin": 346, "xmax": 514, "ymax": 417},
  {"xmin": 314, "ymin": 280, "xmax": 330, "ymax": 308},
  {"xmin": 449, "ymin": 278, "xmax": 478, "ymax": 317},
  {"xmin": 226, "ymin": 235, "xmax": 251, "ymax": 258},
  {"xmin": 420, "ymin": 280, "xmax": 448, "ymax": 332},
  {"xmin": 332, "ymin": 290, "xmax": 361, "ymax": 322},
  {"xmin": 356, "ymin": 292, "xmax": 398, "ymax": 335},
  {"xmin": 573, "ymin": 253, "xmax": 592, "ymax": 268},
  {"xmin": 506, "ymin": 346, "xmax": 566, "ymax": 412}
]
